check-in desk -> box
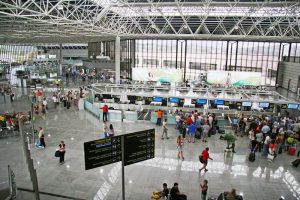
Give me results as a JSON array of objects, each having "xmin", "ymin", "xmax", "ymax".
[
  {"xmin": 99, "ymin": 109, "xmax": 123, "ymax": 121},
  {"xmin": 124, "ymin": 111, "xmax": 138, "ymax": 121},
  {"xmin": 217, "ymin": 105, "xmax": 230, "ymax": 110},
  {"xmin": 150, "ymin": 112, "xmax": 176, "ymax": 125}
]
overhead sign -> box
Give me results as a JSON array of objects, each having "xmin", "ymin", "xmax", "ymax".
[
  {"xmin": 84, "ymin": 136, "xmax": 122, "ymax": 170},
  {"xmin": 124, "ymin": 129, "xmax": 155, "ymax": 166}
]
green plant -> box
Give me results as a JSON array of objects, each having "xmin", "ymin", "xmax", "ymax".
[{"xmin": 224, "ymin": 133, "xmax": 236, "ymax": 144}]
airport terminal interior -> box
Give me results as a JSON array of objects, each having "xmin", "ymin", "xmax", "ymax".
[{"xmin": 0, "ymin": 0, "xmax": 300, "ymax": 200}]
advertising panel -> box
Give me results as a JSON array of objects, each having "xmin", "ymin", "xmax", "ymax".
[
  {"xmin": 132, "ymin": 67, "xmax": 183, "ymax": 82},
  {"xmin": 207, "ymin": 71, "xmax": 261, "ymax": 86}
]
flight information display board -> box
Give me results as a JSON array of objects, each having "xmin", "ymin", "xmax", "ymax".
[
  {"xmin": 84, "ymin": 136, "xmax": 122, "ymax": 170},
  {"xmin": 124, "ymin": 129, "xmax": 155, "ymax": 166}
]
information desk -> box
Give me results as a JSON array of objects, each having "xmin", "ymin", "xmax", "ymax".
[
  {"xmin": 124, "ymin": 111, "xmax": 138, "ymax": 121},
  {"xmin": 150, "ymin": 112, "xmax": 176, "ymax": 125}
]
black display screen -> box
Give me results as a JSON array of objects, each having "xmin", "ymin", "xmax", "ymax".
[
  {"xmin": 124, "ymin": 129, "xmax": 155, "ymax": 166},
  {"xmin": 144, "ymin": 97, "xmax": 153, "ymax": 105},
  {"xmin": 178, "ymin": 98, "xmax": 185, "ymax": 107},
  {"xmin": 102, "ymin": 94, "xmax": 112, "ymax": 99},
  {"xmin": 84, "ymin": 136, "xmax": 122, "ymax": 170},
  {"xmin": 281, "ymin": 104, "xmax": 287, "ymax": 109}
]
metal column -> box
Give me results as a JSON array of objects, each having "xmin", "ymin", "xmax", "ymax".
[{"xmin": 115, "ymin": 36, "xmax": 121, "ymax": 84}]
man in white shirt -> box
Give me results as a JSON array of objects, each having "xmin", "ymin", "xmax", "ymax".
[
  {"xmin": 42, "ymin": 98, "xmax": 48, "ymax": 113},
  {"xmin": 175, "ymin": 114, "xmax": 181, "ymax": 129},
  {"xmin": 161, "ymin": 119, "xmax": 169, "ymax": 139},
  {"xmin": 208, "ymin": 115, "xmax": 213, "ymax": 128},
  {"xmin": 262, "ymin": 133, "xmax": 271, "ymax": 156}
]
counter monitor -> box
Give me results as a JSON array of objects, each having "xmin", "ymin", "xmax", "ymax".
[
  {"xmin": 242, "ymin": 101, "xmax": 252, "ymax": 107},
  {"xmin": 288, "ymin": 103, "xmax": 299, "ymax": 109},
  {"xmin": 197, "ymin": 99, "xmax": 207, "ymax": 105},
  {"xmin": 169, "ymin": 97, "xmax": 179, "ymax": 103},
  {"xmin": 153, "ymin": 96, "xmax": 163, "ymax": 102},
  {"xmin": 214, "ymin": 100, "xmax": 224, "ymax": 105},
  {"xmin": 259, "ymin": 102, "xmax": 269, "ymax": 108}
]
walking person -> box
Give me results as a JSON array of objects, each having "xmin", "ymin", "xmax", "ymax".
[
  {"xmin": 199, "ymin": 147, "xmax": 213, "ymax": 173},
  {"xmin": 200, "ymin": 179, "xmax": 208, "ymax": 200},
  {"xmin": 101, "ymin": 104, "xmax": 109, "ymax": 122},
  {"xmin": 59, "ymin": 141, "xmax": 66, "ymax": 164},
  {"xmin": 156, "ymin": 109, "xmax": 163, "ymax": 126},
  {"xmin": 38, "ymin": 127, "xmax": 45, "ymax": 148},
  {"xmin": 177, "ymin": 135, "xmax": 184, "ymax": 160},
  {"xmin": 9, "ymin": 90, "xmax": 14, "ymax": 102},
  {"xmin": 103, "ymin": 121, "xmax": 109, "ymax": 138},
  {"xmin": 161, "ymin": 119, "xmax": 169, "ymax": 139}
]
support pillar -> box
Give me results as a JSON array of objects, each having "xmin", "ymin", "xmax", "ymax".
[
  {"xmin": 115, "ymin": 36, "xmax": 121, "ymax": 84},
  {"xmin": 59, "ymin": 43, "xmax": 63, "ymax": 76}
]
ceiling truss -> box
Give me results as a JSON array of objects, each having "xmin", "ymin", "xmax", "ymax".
[{"xmin": 0, "ymin": 0, "xmax": 299, "ymax": 43}]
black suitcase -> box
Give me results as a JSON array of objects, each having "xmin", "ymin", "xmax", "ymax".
[
  {"xmin": 292, "ymin": 159, "xmax": 300, "ymax": 167},
  {"xmin": 219, "ymin": 130, "xmax": 225, "ymax": 134},
  {"xmin": 63, "ymin": 100, "xmax": 67, "ymax": 107},
  {"xmin": 249, "ymin": 152, "xmax": 255, "ymax": 162},
  {"xmin": 278, "ymin": 146, "xmax": 283, "ymax": 154}
]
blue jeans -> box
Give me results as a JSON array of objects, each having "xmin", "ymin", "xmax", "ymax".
[{"xmin": 262, "ymin": 144, "xmax": 269, "ymax": 156}]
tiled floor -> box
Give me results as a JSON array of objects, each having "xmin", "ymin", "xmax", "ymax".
[{"xmin": 0, "ymin": 91, "xmax": 300, "ymax": 200}]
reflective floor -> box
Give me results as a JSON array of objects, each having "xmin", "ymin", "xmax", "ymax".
[{"xmin": 0, "ymin": 93, "xmax": 299, "ymax": 200}]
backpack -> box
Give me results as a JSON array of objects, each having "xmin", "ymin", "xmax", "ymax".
[{"xmin": 199, "ymin": 155, "xmax": 204, "ymax": 163}]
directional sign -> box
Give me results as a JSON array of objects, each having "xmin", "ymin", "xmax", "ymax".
[
  {"xmin": 84, "ymin": 136, "xmax": 122, "ymax": 170},
  {"xmin": 124, "ymin": 129, "xmax": 155, "ymax": 166}
]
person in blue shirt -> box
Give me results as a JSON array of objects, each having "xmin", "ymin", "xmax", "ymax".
[{"xmin": 188, "ymin": 123, "xmax": 197, "ymax": 143}]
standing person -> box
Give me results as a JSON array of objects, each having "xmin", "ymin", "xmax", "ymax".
[
  {"xmin": 59, "ymin": 141, "xmax": 66, "ymax": 164},
  {"xmin": 101, "ymin": 104, "xmax": 109, "ymax": 122},
  {"xmin": 201, "ymin": 122, "xmax": 210, "ymax": 143},
  {"xmin": 37, "ymin": 90, "xmax": 43, "ymax": 102},
  {"xmin": 38, "ymin": 127, "xmax": 45, "ymax": 148},
  {"xmin": 177, "ymin": 135, "xmax": 184, "ymax": 160},
  {"xmin": 170, "ymin": 183, "xmax": 187, "ymax": 200},
  {"xmin": 175, "ymin": 114, "xmax": 181, "ymax": 129},
  {"xmin": 188, "ymin": 122, "xmax": 197, "ymax": 143},
  {"xmin": 161, "ymin": 119, "xmax": 169, "ymax": 139},
  {"xmin": 156, "ymin": 109, "xmax": 163, "ymax": 126},
  {"xmin": 103, "ymin": 121, "xmax": 109, "ymax": 138},
  {"xmin": 9, "ymin": 90, "xmax": 14, "ymax": 102},
  {"xmin": 32, "ymin": 91, "xmax": 36, "ymax": 103},
  {"xmin": 109, "ymin": 124, "xmax": 115, "ymax": 137},
  {"xmin": 42, "ymin": 98, "xmax": 48, "ymax": 113},
  {"xmin": 200, "ymin": 179, "xmax": 208, "ymax": 200},
  {"xmin": 255, "ymin": 131, "xmax": 264, "ymax": 152},
  {"xmin": 262, "ymin": 133, "xmax": 271, "ymax": 156},
  {"xmin": 199, "ymin": 147, "xmax": 213, "ymax": 173}
]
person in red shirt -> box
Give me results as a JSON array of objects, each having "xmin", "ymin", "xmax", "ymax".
[
  {"xmin": 185, "ymin": 115, "xmax": 193, "ymax": 125},
  {"xmin": 199, "ymin": 147, "xmax": 213, "ymax": 173},
  {"xmin": 101, "ymin": 104, "xmax": 108, "ymax": 122}
]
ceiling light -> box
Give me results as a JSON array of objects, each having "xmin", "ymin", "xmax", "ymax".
[{"xmin": 234, "ymin": 26, "xmax": 239, "ymax": 30}]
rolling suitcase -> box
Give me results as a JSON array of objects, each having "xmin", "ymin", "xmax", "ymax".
[{"xmin": 248, "ymin": 152, "xmax": 255, "ymax": 162}]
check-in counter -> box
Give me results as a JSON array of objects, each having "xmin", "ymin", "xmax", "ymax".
[
  {"xmin": 124, "ymin": 111, "xmax": 138, "ymax": 121},
  {"xmin": 100, "ymin": 110, "xmax": 122, "ymax": 121},
  {"xmin": 151, "ymin": 112, "xmax": 176, "ymax": 125}
]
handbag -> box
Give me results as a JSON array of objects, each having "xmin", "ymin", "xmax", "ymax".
[
  {"xmin": 199, "ymin": 155, "xmax": 204, "ymax": 163},
  {"xmin": 55, "ymin": 150, "xmax": 60, "ymax": 157}
]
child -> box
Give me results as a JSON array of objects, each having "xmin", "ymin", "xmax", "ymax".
[
  {"xmin": 200, "ymin": 180, "xmax": 208, "ymax": 200},
  {"xmin": 177, "ymin": 135, "xmax": 184, "ymax": 160}
]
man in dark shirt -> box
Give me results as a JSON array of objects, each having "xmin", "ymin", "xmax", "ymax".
[{"xmin": 170, "ymin": 183, "xmax": 187, "ymax": 200}]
